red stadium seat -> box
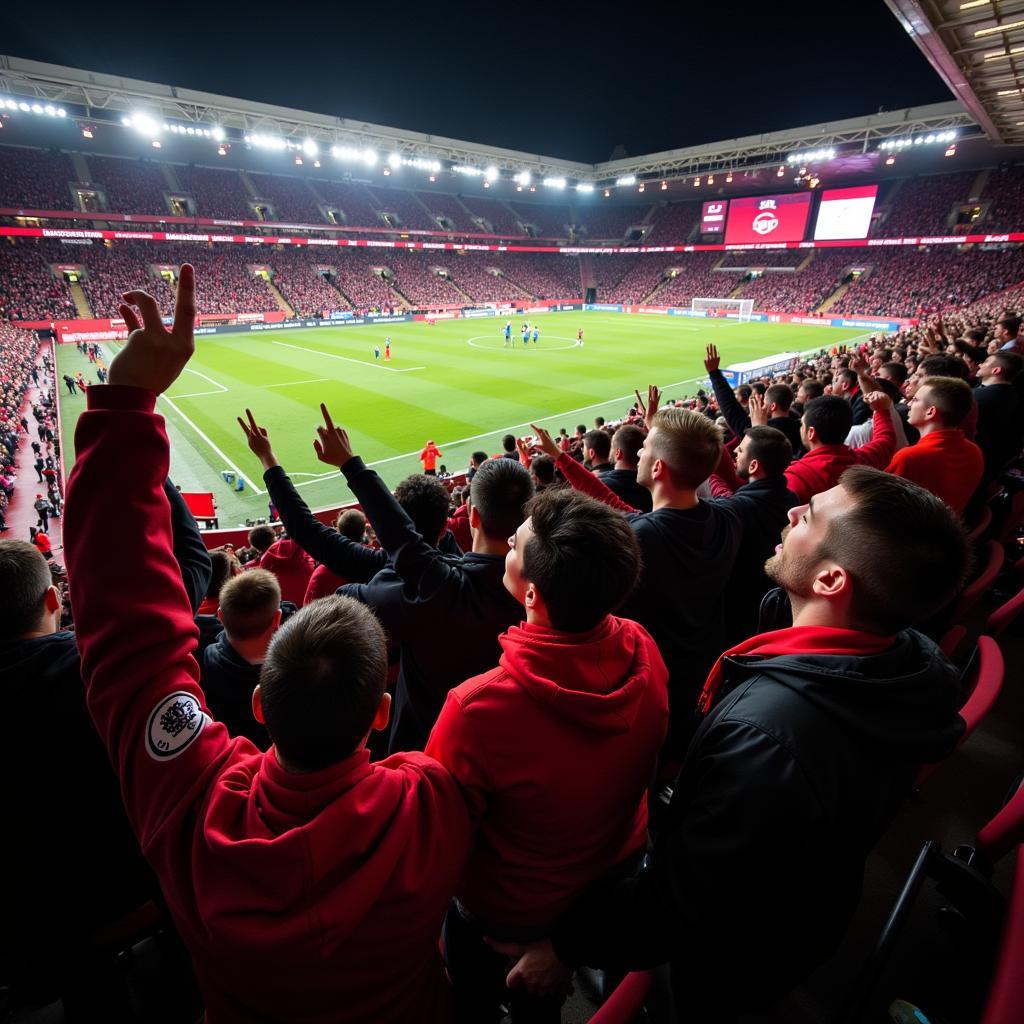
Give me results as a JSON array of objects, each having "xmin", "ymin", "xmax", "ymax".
[
  {"xmin": 977, "ymin": 777, "xmax": 1024, "ymax": 865},
  {"xmin": 979, "ymin": 846, "xmax": 1024, "ymax": 1024},
  {"xmin": 950, "ymin": 541, "xmax": 1005, "ymax": 622},
  {"xmin": 915, "ymin": 636, "xmax": 1004, "ymax": 788},
  {"xmin": 986, "ymin": 584, "xmax": 1024, "ymax": 638},
  {"xmin": 966, "ymin": 504, "xmax": 993, "ymax": 544}
]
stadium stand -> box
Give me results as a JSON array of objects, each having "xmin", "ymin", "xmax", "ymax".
[
  {"xmin": 646, "ymin": 200, "xmax": 699, "ymax": 242},
  {"xmin": 385, "ymin": 250, "xmax": 469, "ymax": 306},
  {"xmin": 77, "ymin": 242, "xmax": 177, "ymax": 318},
  {"xmin": 85, "ymin": 155, "xmax": 171, "ymax": 215},
  {"xmin": 420, "ymin": 191, "xmax": 477, "ymax": 233},
  {"xmin": 648, "ymin": 253, "xmax": 745, "ymax": 307},
  {"xmin": 445, "ymin": 256, "xmax": 528, "ymax": 302},
  {"xmin": 266, "ymin": 247, "xmax": 352, "ymax": 316},
  {"xmin": 579, "ymin": 203, "xmax": 651, "ymax": 240},
  {"xmin": 497, "ymin": 251, "xmax": 583, "ymax": 298},
  {"xmin": 457, "ymin": 194, "xmax": 526, "ymax": 235},
  {"xmin": 719, "ymin": 250, "xmax": 808, "ymax": 268},
  {"xmin": 307, "ymin": 178, "xmax": 383, "ymax": 229},
  {"xmin": 368, "ymin": 187, "xmax": 437, "ymax": 231},
  {"xmin": 875, "ymin": 171, "xmax": 977, "ymax": 237},
  {"xmin": 508, "ymin": 201, "xmax": 573, "ymax": 238},
  {"xmin": 245, "ymin": 171, "xmax": 326, "ymax": 224},
  {"xmin": 981, "ymin": 165, "xmax": 1024, "ymax": 235},
  {"xmin": 0, "ymin": 240, "xmax": 78, "ymax": 320},
  {"xmin": 327, "ymin": 247, "xmax": 402, "ymax": 308},
  {"xmin": 174, "ymin": 164, "xmax": 253, "ymax": 220},
  {"xmin": 0, "ymin": 146, "xmax": 76, "ymax": 210}
]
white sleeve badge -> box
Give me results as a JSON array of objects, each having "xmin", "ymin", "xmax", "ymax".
[{"xmin": 146, "ymin": 692, "xmax": 210, "ymax": 761}]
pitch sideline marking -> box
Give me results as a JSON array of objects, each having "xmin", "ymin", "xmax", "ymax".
[
  {"xmin": 466, "ymin": 334, "xmax": 581, "ymax": 352},
  {"xmin": 272, "ymin": 340, "xmax": 426, "ymax": 372},
  {"xmin": 261, "ymin": 377, "xmax": 330, "ymax": 389}
]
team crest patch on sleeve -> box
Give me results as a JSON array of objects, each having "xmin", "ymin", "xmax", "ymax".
[{"xmin": 146, "ymin": 692, "xmax": 209, "ymax": 760}]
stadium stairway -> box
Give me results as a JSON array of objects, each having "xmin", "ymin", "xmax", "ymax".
[
  {"xmin": 67, "ymin": 280, "xmax": 92, "ymax": 319},
  {"xmin": 816, "ymin": 273, "xmax": 863, "ymax": 314},
  {"xmin": 265, "ymin": 278, "xmax": 295, "ymax": 316},
  {"xmin": 796, "ymin": 250, "xmax": 816, "ymax": 272}
]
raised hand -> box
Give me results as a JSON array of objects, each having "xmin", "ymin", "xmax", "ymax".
[
  {"xmin": 313, "ymin": 403, "xmax": 356, "ymax": 469},
  {"xmin": 529, "ymin": 423, "xmax": 562, "ymax": 460},
  {"xmin": 237, "ymin": 408, "xmax": 278, "ymax": 470},
  {"xmin": 486, "ymin": 938, "xmax": 573, "ymax": 997},
  {"xmin": 864, "ymin": 390, "xmax": 893, "ymax": 412},
  {"xmin": 704, "ymin": 344, "xmax": 721, "ymax": 373},
  {"xmin": 645, "ymin": 384, "xmax": 661, "ymax": 429},
  {"xmin": 109, "ymin": 264, "xmax": 196, "ymax": 394},
  {"xmin": 748, "ymin": 391, "xmax": 769, "ymax": 426}
]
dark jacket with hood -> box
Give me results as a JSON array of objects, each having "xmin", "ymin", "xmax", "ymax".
[
  {"xmin": 337, "ymin": 457, "xmax": 525, "ymax": 755},
  {"xmin": 550, "ymin": 629, "xmax": 964, "ymax": 1018},
  {"xmin": 709, "ymin": 368, "xmax": 805, "ymax": 457},
  {"xmin": 200, "ymin": 632, "xmax": 271, "ymax": 750},
  {"xmin": 597, "ymin": 467, "xmax": 653, "ymax": 513}
]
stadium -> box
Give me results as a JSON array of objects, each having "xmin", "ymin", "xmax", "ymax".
[{"xmin": 1, "ymin": 1, "xmax": 1024, "ymax": 1021}]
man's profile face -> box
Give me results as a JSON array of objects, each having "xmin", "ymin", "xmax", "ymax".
[
  {"xmin": 978, "ymin": 356, "xmax": 997, "ymax": 382},
  {"xmin": 907, "ymin": 386, "xmax": 933, "ymax": 429},
  {"xmin": 636, "ymin": 427, "xmax": 657, "ymax": 489},
  {"xmin": 765, "ymin": 484, "xmax": 851, "ymax": 599},
  {"xmin": 735, "ymin": 437, "xmax": 751, "ymax": 480},
  {"xmin": 503, "ymin": 517, "xmax": 534, "ymax": 604}
]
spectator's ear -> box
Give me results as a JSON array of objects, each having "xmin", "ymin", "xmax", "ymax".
[
  {"xmin": 216, "ymin": 606, "xmax": 223, "ymax": 622},
  {"xmin": 469, "ymin": 503, "xmax": 481, "ymax": 531},
  {"xmin": 272, "ymin": 608, "xmax": 283, "ymax": 632},
  {"xmin": 43, "ymin": 585, "xmax": 61, "ymax": 616},
  {"xmin": 251, "ymin": 686, "xmax": 265, "ymax": 724},
  {"xmin": 371, "ymin": 692, "xmax": 392, "ymax": 733}
]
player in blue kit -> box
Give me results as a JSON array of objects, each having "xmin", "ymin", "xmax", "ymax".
[
  {"xmin": 532, "ymin": 324, "xmax": 540, "ymax": 344},
  {"xmin": 504, "ymin": 320, "xmax": 512, "ymax": 347}
]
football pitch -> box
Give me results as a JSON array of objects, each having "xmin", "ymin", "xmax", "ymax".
[{"xmin": 56, "ymin": 313, "xmax": 875, "ymax": 526}]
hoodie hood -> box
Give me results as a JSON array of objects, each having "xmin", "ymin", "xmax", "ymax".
[
  {"xmin": 725, "ymin": 628, "xmax": 963, "ymax": 763},
  {"xmin": 1, "ymin": 631, "xmax": 80, "ymax": 701},
  {"xmin": 497, "ymin": 616, "xmax": 668, "ymax": 736},
  {"xmin": 260, "ymin": 538, "xmax": 313, "ymax": 574}
]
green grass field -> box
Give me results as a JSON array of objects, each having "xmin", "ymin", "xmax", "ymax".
[{"xmin": 56, "ymin": 313, "xmax": 875, "ymax": 526}]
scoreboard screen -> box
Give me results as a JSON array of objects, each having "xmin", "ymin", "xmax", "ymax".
[
  {"xmin": 724, "ymin": 192, "xmax": 812, "ymax": 245},
  {"xmin": 813, "ymin": 185, "xmax": 878, "ymax": 240},
  {"xmin": 701, "ymin": 200, "xmax": 728, "ymax": 233}
]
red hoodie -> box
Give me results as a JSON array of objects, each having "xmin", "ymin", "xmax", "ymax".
[
  {"xmin": 784, "ymin": 407, "xmax": 896, "ymax": 503},
  {"xmin": 259, "ymin": 538, "xmax": 314, "ymax": 605},
  {"xmin": 303, "ymin": 563, "xmax": 348, "ymax": 605},
  {"xmin": 426, "ymin": 615, "xmax": 669, "ymax": 933},
  {"xmin": 65, "ymin": 386, "xmax": 472, "ymax": 1023}
]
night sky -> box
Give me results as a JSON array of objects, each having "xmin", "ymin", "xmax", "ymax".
[{"xmin": 0, "ymin": 1, "xmax": 953, "ymax": 163}]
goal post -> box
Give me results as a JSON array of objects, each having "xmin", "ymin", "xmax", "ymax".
[{"xmin": 691, "ymin": 297, "xmax": 755, "ymax": 322}]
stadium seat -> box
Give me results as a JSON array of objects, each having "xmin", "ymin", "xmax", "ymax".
[
  {"xmin": 977, "ymin": 777, "xmax": 1024, "ymax": 865},
  {"xmin": 979, "ymin": 846, "xmax": 1024, "ymax": 1024},
  {"xmin": 950, "ymin": 541, "xmax": 1005, "ymax": 623},
  {"xmin": 966, "ymin": 504, "xmax": 994, "ymax": 545},
  {"xmin": 915, "ymin": 636, "xmax": 1004, "ymax": 789},
  {"xmin": 985, "ymin": 583, "xmax": 1024, "ymax": 638}
]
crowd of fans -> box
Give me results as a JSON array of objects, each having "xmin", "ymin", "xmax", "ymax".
[
  {"xmin": 246, "ymin": 171, "xmax": 326, "ymax": 225},
  {"xmin": 875, "ymin": 170, "xmax": 977, "ymax": 238},
  {"xmin": 386, "ymin": 251, "xmax": 469, "ymax": 306},
  {"xmin": 327, "ymin": 247, "xmax": 404, "ymax": 308},
  {"xmin": 308, "ymin": 179, "xmax": 385, "ymax": 228},
  {"xmin": 508, "ymin": 201, "xmax": 573, "ymax": 238},
  {"xmin": 647, "ymin": 200, "xmax": 699, "ymax": 242},
  {"xmin": 653, "ymin": 255, "xmax": 744, "ymax": 306},
  {"xmin": 0, "ymin": 146, "xmax": 76, "ymax": 210},
  {"xmin": 85, "ymin": 156, "xmax": 172, "ymax": 216},
  {"xmin": 458, "ymin": 194, "xmax": 524, "ymax": 235},
  {"xmin": 266, "ymin": 248, "xmax": 352, "ymax": 316},
  {"xmin": 981, "ymin": 165, "xmax": 1024, "ymax": 235},
  {"xmin": 173, "ymin": 164, "xmax": 254, "ymax": 220},
  {"xmin": 424, "ymin": 192, "xmax": 477, "ymax": 233},
  {"xmin": 495, "ymin": 251, "xmax": 583, "ymax": 299},
  {"xmin": 446, "ymin": 258, "xmax": 527, "ymax": 302},
  {"xmin": 7, "ymin": 256, "xmax": 1023, "ymax": 1023},
  {"xmin": 0, "ymin": 240, "xmax": 79, "ymax": 321},
  {"xmin": 0, "ymin": 322, "xmax": 42, "ymax": 531},
  {"xmin": 719, "ymin": 249, "xmax": 807, "ymax": 268},
  {"xmin": 371, "ymin": 187, "xmax": 438, "ymax": 231},
  {"xmin": 577, "ymin": 204, "xmax": 648, "ymax": 239}
]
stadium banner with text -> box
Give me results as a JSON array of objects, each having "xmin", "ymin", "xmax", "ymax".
[
  {"xmin": 1, "ymin": 224, "xmax": 1022, "ymax": 255},
  {"xmin": 724, "ymin": 193, "xmax": 813, "ymax": 246},
  {"xmin": 701, "ymin": 201, "xmax": 728, "ymax": 233}
]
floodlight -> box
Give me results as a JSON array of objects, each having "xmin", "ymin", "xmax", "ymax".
[
  {"xmin": 364, "ymin": 149, "xmax": 378, "ymax": 166},
  {"xmin": 575, "ymin": 183, "xmax": 594, "ymax": 192},
  {"xmin": 151, "ymin": 140, "xmax": 161, "ymax": 148},
  {"xmin": 387, "ymin": 152, "xmax": 402, "ymax": 169},
  {"xmin": 543, "ymin": 177, "xmax": 566, "ymax": 189},
  {"xmin": 57, "ymin": 108, "xmax": 66, "ymax": 117},
  {"xmin": 212, "ymin": 126, "xmax": 225, "ymax": 141},
  {"xmin": 302, "ymin": 138, "xmax": 319, "ymax": 156},
  {"xmin": 130, "ymin": 112, "xmax": 160, "ymax": 136},
  {"xmin": 615, "ymin": 175, "xmax": 636, "ymax": 186},
  {"xmin": 217, "ymin": 145, "xmax": 227, "ymax": 156},
  {"xmin": 485, "ymin": 166, "xmax": 499, "ymax": 181},
  {"xmin": 514, "ymin": 171, "xmax": 532, "ymax": 185},
  {"xmin": 31, "ymin": 104, "xmax": 43, "ymax": 114},
  {"xmin": 20, "ymin": 103, "xmax": 31, "ymax": 112}
]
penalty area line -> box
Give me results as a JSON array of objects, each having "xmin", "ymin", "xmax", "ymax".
[{"xmin": 271, "ymin": 340, "xmax": 426, "ymax": 372}]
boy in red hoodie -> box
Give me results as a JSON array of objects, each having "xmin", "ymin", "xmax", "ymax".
[
  {"xmin": 426, "ymin": 488, "xmax": 669, "ymax": 1022},
  {"xmin": 64, "ymin": 266, "xmax": 471, "ymax": 1024}
]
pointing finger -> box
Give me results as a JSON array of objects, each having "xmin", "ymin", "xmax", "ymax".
[
  {"xmin": 118, "ymin": 302, "xmax": 142, "ymax": 333},
  {"xmin": 172, "ymin": 264, "xmax": 196, "ymax": 338},
  {"xmin": 122, "ymin": 290, "xmax": 163, "ymax": 333}
]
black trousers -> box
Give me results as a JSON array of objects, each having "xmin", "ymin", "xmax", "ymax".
[{"xmin": 443, "ymin": 903, "xmax": 565, "ymax": 1024}]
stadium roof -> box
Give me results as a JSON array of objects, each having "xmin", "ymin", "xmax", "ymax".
[
  {"xmin": 0, "ymin": 54, "xmax": 982, "ymax": 186},
  {"xmin": 886, "ymin": 0, "xmax": 1024, "ymax": 145}
]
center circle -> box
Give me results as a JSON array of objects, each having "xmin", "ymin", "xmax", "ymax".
[{"xmin": 466, "ymin": 334, "xmax": 582, "ymax": 351}]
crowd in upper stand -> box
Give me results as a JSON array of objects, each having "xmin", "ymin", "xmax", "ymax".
[{"xmin": 2, "ymin": 257, "xmax": 1023, "ymax": 1022}]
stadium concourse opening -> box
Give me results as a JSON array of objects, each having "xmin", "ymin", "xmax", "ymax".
[{"xmin": 2, "ymin": 32, "xmax": 1024, "ymax": 1024}]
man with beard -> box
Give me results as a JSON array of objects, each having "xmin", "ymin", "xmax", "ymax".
[{"xmin": 492, "ymin": 467, "xmax": 968, "ymax": 1023}]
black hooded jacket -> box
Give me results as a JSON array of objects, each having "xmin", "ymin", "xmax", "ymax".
[{"xmin": 551, "ymin": 629, "xmax": 964, "ymax": 1017}]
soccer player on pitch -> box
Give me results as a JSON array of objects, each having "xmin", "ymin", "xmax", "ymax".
[
  {"xmin": 577, "ymin": 328, "xmax": 584, "ymax": 346},
  {"xmin": 504, "ymin": 321, "xmax": 512, "ymax": 347},
  {"xmin": 533, "ymin": 324, "xmax": 540, "ymax": 345},
  {"xmin": 385, "ymin": 337, "xmax": 391, "ymax": 361}
]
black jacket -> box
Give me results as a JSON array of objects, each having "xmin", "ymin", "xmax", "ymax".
[
  {"xmin": 337, "ymin": 457, "xmax": 524, "ymax": 753},
  {"xmin": 551, "ymin": 630, "xmax": 964, "ymax": 1017},
  {"xmin": 709, "ymin": 368, "xmax": 804, "ymax": 456},
  {"xmin": 974, "ymin": 382, "xmax": 1022, "ymax": 479},
  {"xmin": 711, "ymin": 476, "xmax": 800, "ymax": 647},
  {"xmin": 597, "ymin": 468, "xmax": 653, "ymax": 513},
  {"xmin": 263, "ymin": 465, "xmax": 463, "ymax": 582},
  {"xmin": 200, "ymin": 632, "xmax": 271, "ymax": 750}
]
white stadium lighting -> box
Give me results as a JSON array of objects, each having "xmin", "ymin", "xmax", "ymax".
[
  {"xmin": 129, "ymin": 112, "xmax": 161, "ymax": 136},
  {"xmin": 453, "ymin": 165, "xmax": 483, "ymax": 176},
  {"xmin": 575, "ymin": 183, "xmax": 595, "ymax": 193},
  {"xmin": 363, "ymin": 149, "xmax": 377, "ymax": 166},
  {"xmin": 615, "ymin": 175, "xmax": 636, "ymax": 186},
  {"xmin": 211, "ymin": 126, "xmax": 225, "ymax": 141},
  {"xmin": 402, "ymin": 156, "xmax": 441, "ymax": 172},
  {"xmin": 387, "ymin": 152, "xmax": 402, "ymax": 169},
  {"xmin": 514, "ymin": 171, "xmax": 532, "ymax": 185},
  {"xmin": 485, "ymin": 165, "xmax": 499, "ymax": 181},
  {"xmin": 543, "ymin": 177, "xmax": 567, "ymax": 189},
  {"xmin": 302, "ymin": 138, "xmax": 319, "ymax": 157}
]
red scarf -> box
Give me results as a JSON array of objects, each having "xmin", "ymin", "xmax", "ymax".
[{"xmin": 696, "ymin": 626, "xmax": 896, "ymax": 714}]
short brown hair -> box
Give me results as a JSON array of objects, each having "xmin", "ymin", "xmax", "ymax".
[
  {"xmin": 219, "ymin": 569, "xmax": 281, "ymax": 641},
  {"xmin": 248, "ymin": 524, "xmax": 276, "ymax": 553},
  {"xmin": 259, "ymin": 596, "xmax": 387, "ymax": 772},
  {"xmin": 206, "ymin": 549, "xmax": 241, "ymax": 601},
  {"xmin": 611, "ymin": 425, "xmax": 645, "ymax": 466},
  {"xmin": 918, "ymin": 376, "xmax": 975, "ymax": 428},
  {"xmin": 648, "ymin": 407, "xmax": 723, "ymax": 489},
  {"xmin": 0, "ymin": 539, "xmax": 52, "ymax": 640},
  {"xmin": 765, "ymin": 383, "xmax": 793, "ymax": 412},
  {"xmin": 821, "ymin": 467, "xmax": 971, "ymax": 633},
  {"xmin": 522, "ymin": 489, "xmax": 640, "ymax": 632},
  {"xmin": 335, "ymin": 508, "xmax": 366, "ymax": 541}
]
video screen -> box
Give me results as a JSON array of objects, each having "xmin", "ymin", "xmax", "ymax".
[
  {"xmin": 724, "ymin": 192, "xmax": 812, "ymax": 245},
  {"xmin": 701, "ymin": 200, "xmax": 728, "ymax": 233},
  {"xmin": 813, "ymin": 185, "xmax": 879, "ymax": 240}
]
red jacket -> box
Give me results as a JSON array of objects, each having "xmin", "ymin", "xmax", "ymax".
[
  {"xmin": 885, "ymin": 428, "xmax": 984, "ymax": 515},
  {"xmin": 420, "ymin": 443, "xmax": 442, "ymax": 472},
  {"xmin": 784, "ymin": 408, "xmax": 896, "ymax": 503},
  {"xmin": 259, "ymin": 538, "xmax": 314, "ymax": 605},
  {"xmin": 303, "ymin": 563, "xmax": 348, "ymax": 605},
  {"xmin": 446, "ymin": 504, "xmax": 472, "ymax": 552},
  {"xmin": 426, "ymin": 616, "xmax": 668, "ymax": 933},
  {"xmin": 65, "ymin": 386, "xmax": 471, "ymax": 1024}
]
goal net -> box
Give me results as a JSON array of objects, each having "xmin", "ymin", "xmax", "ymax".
[{"xmin": 691, "ymin": 297, "xmax": 755, "ymax": 322}]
